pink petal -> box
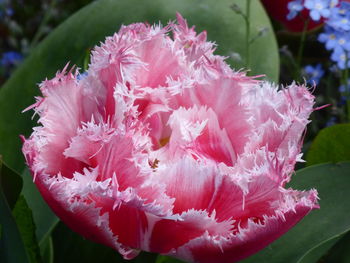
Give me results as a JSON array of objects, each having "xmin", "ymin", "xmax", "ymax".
[
  {"xmin": 165, "ymin": 106, "xmax": 236, "ymax": 165},
  {"xmin": 23, "ymin": 68, "xmax": 86, "ymax": 178},
  {"xmin": 174, "ymin": 75, "xmax": 257, "ymax": 155},
  {"xmin": 150, "ymin": 209, "xmax": 233, "ymax": 254},
  {"xmin": 174, "ymin": 190, "xmax": 318, "ymax": 263}
]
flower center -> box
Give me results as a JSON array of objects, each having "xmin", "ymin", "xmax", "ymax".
[
  {"xmin": 315, "ymin": 3, "xmax": 323, "ymax": 10},
  {"xmin": 339, "ymin": 38, "xmax": 346, "ymax": 45},
  {"xmin": 149, "ymin": 158, "xmax": 160, "ymax": 169},
  {"xmin": 340, "ymin": 54, "xmax": 346, "ymax": 62},
  {"xmin": 159, "ymin": 137, "xmax": 170, "ymax": 147},
  {"xmin": 341, "ymin": 18, "xmax": 349, "ymax": 25}
]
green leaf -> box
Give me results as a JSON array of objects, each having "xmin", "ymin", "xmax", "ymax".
[
  {"xmin": 52, "ymin": 222, "xmax": 157, "ymax": 263},
  {"xmin": 38, "ymin": 236, "xmax": 54, "ymax": 263},
  {"xmin": 241, "ymin": 162, "xmax": 350, "ymax": 263},
  {"xmin": 12, "ymin": 195, "xmax": 42, "ymax": 263},
  {"xmin": 0, "ymin": 161, "xmax": 29, "ymax": 263},
  {"xmin": 156, "ymin": 255, "xmax": 185, "ymax": 263},
  {"xmin": 321, "ymin": 231, "xmax": 350, "ymax": 263},
  {"xmin": 0, "ymin": 0, "xmax": 278, "ymax": 174},
  {"xmin": 0, "ymin": 157, "xmax": 22, "ymax": 209},
  {"xmin": 21, "ymin": 169, "xmax": 59, "ymax": 244},
  {"xmin": 306, "ymin": 124, "xmax": 350, "ymax": 166},
  {"xmin": 297, "ymin": 234, "xmax": 343, "ymax": 263},
  {"xmin": 21, "ymin": 168, "xmax": 59, "ymax": 262}
]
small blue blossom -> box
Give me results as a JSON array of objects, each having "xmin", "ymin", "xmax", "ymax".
[
  {"xmin": 319, "ymin": 28, "xmax": 350, "ymax": 52},
  {"xmin": 304, "ymin": 0, "xmax": 332, "ymax": 21},
  {"xmin": 330, "ymin": 0, "xmax": 339, "ymax": 8},
  {"xmin": 327, "ymin": 2, "xmax": 350, "ymax": 31},
  {"xmin": 5, "ymin": 7, "xmax": 13, "ymax": 16},
  {"xmin": 334, "ymin": 33, "xmax": 350, "ymax": 52},
  {"xmin": 0, "ymin": 51, "xmax": 23, "ymax": 67},
  {"xmin": 303, "ymin": 64, "xmax": 325, "ymax": 85},
  {"xmin": 330, "ymin": 49, "xmax": 350, "ymax": 69},
  {"xmin": 318, "ymin": 26, "xmax": 339, "ymax": 50},
  {"xmin": 287, "ymin": 0, "xmax": 304, "ymax": 20},
  {"xmin": 0, "ymin": 0, "xmax": 14, "ymax": 17}
]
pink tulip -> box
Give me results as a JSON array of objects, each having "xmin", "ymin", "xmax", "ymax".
[{"xmin": 22, "ymin": 14, "xmax": 319, "ymax": 263}]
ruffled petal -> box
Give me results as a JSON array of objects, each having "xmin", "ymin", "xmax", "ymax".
[
  {"xmin": 174, "ymin": 190, "xmax": 318, "ymax": 263},
  {"xmin": 23, "ymin": 67, "xmax": 86, "ymax": 178},
  {"xmin": 150, "ymin": 209, "xmax": 233, "ymax": 254}
]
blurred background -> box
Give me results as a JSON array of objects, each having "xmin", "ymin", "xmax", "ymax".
[{"xmin": 1, "ymin": 1, "xmax": 350, "ymax": 263}]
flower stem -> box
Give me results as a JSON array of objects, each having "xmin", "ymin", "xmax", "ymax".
[
  {"xmin": 344, "ymin": 62, "xmax": 350, "ymax": 122},
  {"xmin": 29, "ymin": 0, "xmax": 57, "ymax": 51},
  {"xmin": 245, "ymin": 0, "xmax": 251, "ymax": 69},
  {"xmin": 296, "ymin": 18, "xmax": 310, "ymax": 80}
]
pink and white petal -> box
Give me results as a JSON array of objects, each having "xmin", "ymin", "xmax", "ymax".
[
  {"xmin": 174, "ymin": 75, "xmax": 257, "ymax": 155},
  {"xmin": 89, "ymin": 29, "xmax": 147, "ymax": 117},
  {"xmin": 32, "ymin": 172, "xmax": 139, "ymax": 260},
  {"xmin": 149, "ymin": 209, "xmax": 233, "ymax": 254},
  {"xmin": 152, "ymin": 156, "xmax": 220, "ymax": 214},
  {"xmin": 133, "ymin": 35, "xmax": 184, "ymax": 88},
  {"xmin": 25, "ymin": 68, "xmax": 87, "ymax": 178},
  {"xmin": 206, "ymin": 170, "xmax": 282, "ymax": 226},
  {"xmin": 163, "ymin": 106, "xmax": 236, "ymax": 165},
  {"xmin": 172, "ymin": 13, "xmax": 217, "ymax": 66},
  {"xmin": 244, "ymin": 82, "xmax": 314, "ymax": 179},
  {"xmin": 64, "ymin": 121, "xmax": 147, "ymax": 189},
  {"xmin": 174, "ymin": 190, "xmax": 318, "ymax": 263}
]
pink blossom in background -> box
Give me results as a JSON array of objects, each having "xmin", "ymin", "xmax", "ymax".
[{"xmin": 22, "ymin": 14, "xmax": 319, "ymax": 263}]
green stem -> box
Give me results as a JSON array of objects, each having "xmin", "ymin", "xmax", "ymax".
[
  {"xmin": 29, "ymin": 0, "xmax": 57, "ymax": 51},
  {"xmin": 344, "ymin": 61, "xmax": 350, "ymax": 122},
  {"xmin": 245, "ymin": 0, "xmax": 251, "ymax": 69},
  {"xmin": 296, "ymin": 18, "xmax": 310, "ymax": 80}
]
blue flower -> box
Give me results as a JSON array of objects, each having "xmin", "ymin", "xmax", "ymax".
[
  {"xmin": 334, "ymin": 33, "xmax": 350, "ymax": 52},
  {"xmin": 5, "ymin": 7, "xmax": 13, "ymax": 16},
  {"xmin": 330, "ymin": 49, "xmax": 350, "ymax": 69},
  {"xmin": 0, "ymin": 51, "xmax": 23, "ymax": 67},
  {"xmin": 304, "ymin": 0, "xmax": 332, "ymax": 21},
  {"xmin": 318, "ymin": 25, "xmax": 339, "ymax": 50},
  {"xmin": 303, "ymin": 64, "xmax": 325, "ymax": 85},
  {"xmin": 0, "ymin": 0, "xmax": 14, "ymax": 17},
  {"xmin": 287, "ymin": 0, "xmax": 304, "ymax": 20},
  {"xmin": 327, "ymin": 2, "xmax": 350, "ymax": 31},
  {"xmin": 318, "ymin": 28, "xmax": 350, "ymax": 52}
]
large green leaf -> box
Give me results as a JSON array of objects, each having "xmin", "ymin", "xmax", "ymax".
[
  {"xmin": 321, "ymin": 231, "xmax": 350, "ymax": 263},
  {"xmin": 0, "ymin": 161, "xmax": 29, "ymax": 263},
  {"xmin": 297, "ymin": 235, "xmax": 342, "ymax": 263},
  {"xmin": 0, "ymin": 157, "xmax": 22, "ymax": 209},
  {"xmin": 12, "ymin": 195, "xmax": 42, "ymax": 263},
  {"xmin": 21, "ymin": 168, "xmax": 59, "ymax": 262},
  {"xmin": 40, "ymin": 236, "xmax": 54, "ymax": 263},
  {"xmin": 21, "ymin": 169, "xmax": 59, "ymax": 244},
  {"xmin": 241, "ymin": 162, "xmax": 350, "ymax": 263},
  {"xmin": 306, "ymin": 124, "xmax": 350, "ymax": 166},
  {"xmin": 156, "ymin": 255, "xmax": 184, "ymax": 263},
  {"xmin": 0, "ymin": 0, "xmax": 278, "ymax": 174},
  {"xmin": 52, "ymin": 222, "xmax": 157, "ymax": 263}
]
